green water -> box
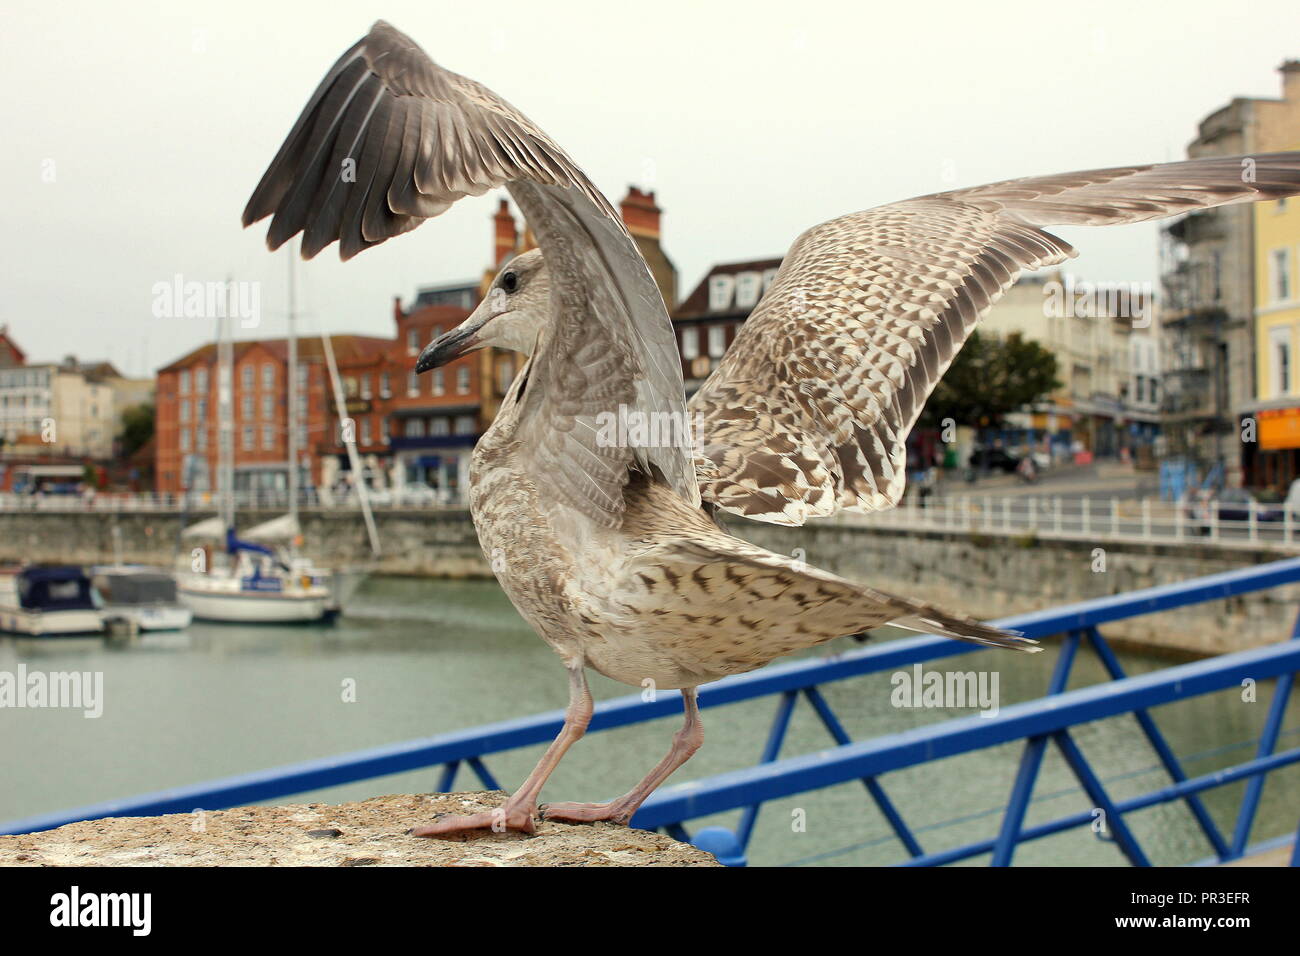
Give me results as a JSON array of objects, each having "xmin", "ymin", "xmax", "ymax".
[{"xmin": 1, "ymin": 575, "xmax": 1296, "ymax": 866}]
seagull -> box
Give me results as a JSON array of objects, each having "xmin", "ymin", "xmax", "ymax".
[{"xmin": 243, "ymin": 21, "xmax": 1300, "ymax": 836}]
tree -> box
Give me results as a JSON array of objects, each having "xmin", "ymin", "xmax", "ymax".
[
  {"xmin": 918, "ymin": 331, "xmax": 1060, "ymax": 430},
  {"xmin": 119, "ymin": 402, "xmax": 155, "ymax": 459}
]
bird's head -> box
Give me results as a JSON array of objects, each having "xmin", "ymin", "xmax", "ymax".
[{"xmin": 415, "ymin": 249, "xmax": 549, "ymax": 372}]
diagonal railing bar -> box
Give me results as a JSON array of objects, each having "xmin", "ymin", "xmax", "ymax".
[
  {"xmin": 1051, "ymin": 729, "xmax": 1152, "ymax": 866},
  {"xmin": 1083, "ymin": 625, "xmax": 1231, "ymax": 859},
  {"xmin": 467, "ymin": 756, "xmax": 501, "ymax": 792},
  {"xmin": 736, "ymin": 690, "xmax": 798, "ymax": 850},
  {"xmin": 801, "ymin": 686, "xmax": 924, "ymax": 858},
  {"xmin": 436, "ymin": 760, "xmax": 459, "ymax": 794},
  {"xmin": 991, "ymin": 629, "xmax": 1081, "ymax": 866},
  {"xmin": 1230, "ymin": 667, "xmax": 1296, "ymax": 856}
]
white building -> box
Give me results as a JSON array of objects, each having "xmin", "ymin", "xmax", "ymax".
[{"xmin": 0, "ymin": 362, "xmax": 114, "ymax": 458}]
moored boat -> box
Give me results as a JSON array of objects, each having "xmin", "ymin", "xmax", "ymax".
[
  {"xmin": 91, "ymin": 566, "xmax": 193, "ymax": 633},
  {"xmin": 0, "ymin": 566, "xmax": 104, "ymax": 637}
]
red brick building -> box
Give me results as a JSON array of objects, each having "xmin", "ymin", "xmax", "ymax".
[
  {"xmin": 154, "ymin": 186, "xmax": 681, "ymax": 501},
  {"xmin": 155, "ymin": 335, "xmax": 390, "ymax": 495},
  {"xmin": 672, "ymin": 258, "xmax": 782, "ymax": 394}
]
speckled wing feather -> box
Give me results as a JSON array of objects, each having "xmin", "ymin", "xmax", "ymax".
[
  {"xmin": 690, "ymin": 153, "xmax": 1300, "ymax": 525},
  {"xmin": 242, "ymin": 21, "xmax": 697, "ymax": 526}
]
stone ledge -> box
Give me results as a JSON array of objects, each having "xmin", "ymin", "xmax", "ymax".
[{"xmin": 0, "ymin": 792, "xmax": 719, "ymax": 867}]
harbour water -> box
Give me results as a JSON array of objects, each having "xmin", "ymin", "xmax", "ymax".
[{"xmin": 1, "ymin": 575, "xmax": 1296, "ymax": 866}]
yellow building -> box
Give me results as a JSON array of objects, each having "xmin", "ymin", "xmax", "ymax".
[{"xmin": 1249, "ymin": 61, "xmax": 1300, "ymax": 489}]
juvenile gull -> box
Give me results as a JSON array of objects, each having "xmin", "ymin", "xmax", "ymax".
[{"xmin": 243, "ymin": 21, "xmax": 1300, "ymax": 835}]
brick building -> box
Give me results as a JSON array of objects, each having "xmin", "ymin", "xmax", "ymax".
[
  {"xmin": 153, "ymin": 185, "xmax": 682, "ymax": 502},
  {"xmin": 672, "ymin": 259, "xmax": 782, "ymax": 394},
  {"xmin": 155, "ymin": 335, "xmax": 390, "ymax": 495}
]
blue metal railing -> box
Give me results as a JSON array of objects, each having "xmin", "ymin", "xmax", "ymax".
[{"xmin": 5, "ymin": 558, "xmax": 1300, "ymax": 867}]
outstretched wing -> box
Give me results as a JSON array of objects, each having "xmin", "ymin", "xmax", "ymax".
[
  {"xmin": 243, "ymin": 21, "xmax": 697, "ymax": 526},
  {"xmin": 690, "ymin": 153, "xmax": 1300, "ymax": 525}
]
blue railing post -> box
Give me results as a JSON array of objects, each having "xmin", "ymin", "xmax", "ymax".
[{"xmin": 991, "ymin": 629, "xmax": 1079, "ymax": 866}]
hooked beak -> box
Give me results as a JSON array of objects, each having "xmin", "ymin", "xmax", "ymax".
[{"xmin": 416, "ymin": 320, "xmax": 483, "ymax": 373}]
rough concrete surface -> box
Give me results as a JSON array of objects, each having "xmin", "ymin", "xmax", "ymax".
[{"xmin": 0, "ymin": 792, "xmax": 719, "ymax": 867}]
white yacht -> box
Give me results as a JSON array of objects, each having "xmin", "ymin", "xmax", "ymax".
[{"xmin": 175, "ymin": 519, "xmax": 346, "ymax": 624}]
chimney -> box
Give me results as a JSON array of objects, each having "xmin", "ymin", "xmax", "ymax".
[
  {"xmin": 393, "ymin": 295, "xmax": 404, "ymax": 322},
  {"xmin": 494, "ymin": 198, "xmax": 518, "ymax": 266},
  {"xmin": 1282, "ymin": 60, "xmax": 1300, "ymax": 102},
  {"xmin": 620, "ymin": 186, "xmax": 662, "ymax": 239}
]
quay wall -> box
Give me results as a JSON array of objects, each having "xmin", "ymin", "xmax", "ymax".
[{"xmin": 1, "ymin": 509, "xmax": 1295, "ymax": 655}]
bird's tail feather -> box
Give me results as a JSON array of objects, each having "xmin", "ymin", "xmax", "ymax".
[{"xmin": 890, "ymin": 610, "xmax": 1039, "ymax": 652}]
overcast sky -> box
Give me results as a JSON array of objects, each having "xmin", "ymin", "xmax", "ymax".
[{"xmin": 3, "ymin": 0, "xmax": 1298, "ymax": 378}]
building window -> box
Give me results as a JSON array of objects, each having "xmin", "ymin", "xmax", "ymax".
[
  {"xmin": 457, "ymin": 367, "xmax": 470, "ymax": 394},
  {"xmin": 681, "ymin": 327, "xmax": 699, "ymax": 360},
  {"xmin": 1270, "ymin": 248, "xmax": 1292, "ymax": 303},
  {"xmin": 241, "ymin": 394, "xmax": 253, "ymax": 420},
  {"xmin": 242, "ymin": 365, "xmax": 253, "ymax": 390},
  {"xmin": 1271, "ymin": 326, "xmax": 1292, "ymax": 396},
  {"xmin": 262, "ymin": 363, "xmax": 274, "ymax": 390},
  {"xmin": 380, "ymin": 372, "xmax": 391, "ymax": 398},
  {"xmin": 297, "ymin": 423, "xmax": 308, "ymax": 449},
  {"xmin": 296, "ymin": 364, "xmax": 307, "ymax": 389},
  {"xmin": 262, "ymin": 394, "xmax": 274, "ymax": 420},
  {"xmin": 406, "ymin": 418, "xmax": 425, "ymax": 438},
  {"xmin": 431, "ymin": 417, "xmax": 450, "ymax": 436},
  {"xmin": 708, "ymin": 274, "xmax": 735, "ymax": 312},
  {"xmin": 407, "ymin": 328, "xmax": 419, "ymax": 355},
  {"xmin": 180, "ymin": 399, "xmax": 190, "ymax": 423},
  {"xmin": 360, "ymin": 375, "xmax": 371, "ymax": 399},
  {"xmin": 433, "ymin": 369, "xmax": 445, "ymax": 396},
  {"xmin": 407, "ymin": 370, "xmax": 419, "ymax": 396},
  {"xmin": 195, "ymin": 367, "xmax": 208, "ymax": 393},
  {"xmin": 734, "ymin": 272, "xmax": 762, "ymax": 309},
  {"xmin": 179, "ymin": 370, "xmax": 191, "ymax": 394},
  {"xmin": 242, "ymin": 426, "xmax": 253, "ymax": 450},
  {"xmin": 360, "ymin": 417, "xmax": 371, "ymax": 446},
  {"xmin": 380, "ymin": 417, "xmax": 389, "ymax": 443},
  {"xmin": 707, "ymin": 325, "xmax": 727, "ymax": 358},
  {"xmin": 180, "ymin": 429, "xmax": 191, "ymax": 452},
  {"xmin": 262, "ymin": 425, "xmax": 274, "ymax": 450},
  {"xmin": 454, "ymin": 415, "xmax": 476, "ymax": 435},
  {"xmin": 197, "ymin": 398, "xmax": 208, "ymax": 421},
  {"xmin": 196, "ymin": 428, "xmax": 207, "ymax": 451}
]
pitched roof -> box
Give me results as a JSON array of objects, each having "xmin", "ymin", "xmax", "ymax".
[
  {"xmin": 157, "ymin": 334, "xmax": 393, "ymax": 373},
  {"xmin": 675, "ymin": 257, "xmax": 784, "ymax": 320}
]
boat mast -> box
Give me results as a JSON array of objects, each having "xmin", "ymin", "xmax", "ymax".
[
  {"xmin": 287, "ymin": 243, "xmax": 299, "ymax": 531},
  {"xmin": 321, "ymin": 332, "xmax": 381, "ymax": 557},
  {"xmin": 218, "ymin": 279, "xmax": 235, "ymax": 533}
]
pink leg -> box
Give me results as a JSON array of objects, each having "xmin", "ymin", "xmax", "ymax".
[
  {"xmin": 413, "ymin": 666, "xmax": 593, "ymax": 838},
  {"xmin": 542, "ymin": 688, "xmax": 703, "ymax": 826}
]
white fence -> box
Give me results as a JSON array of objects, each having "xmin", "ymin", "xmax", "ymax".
[
  {"xmin": 827, "ymin": 494, "xmax": 1300, "ymax": 551},
  {"xmin": 0, "ymin": 490, "xmax": 467, "ymax": 513},
  {"xmin": 3, "ymin": 490, "xmax": 1297, "ymax": 551}
]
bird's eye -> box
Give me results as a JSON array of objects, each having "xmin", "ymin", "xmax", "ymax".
[{"xmin": 501, "ymin": 271, "xmax": 518, "ymax": 293}]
